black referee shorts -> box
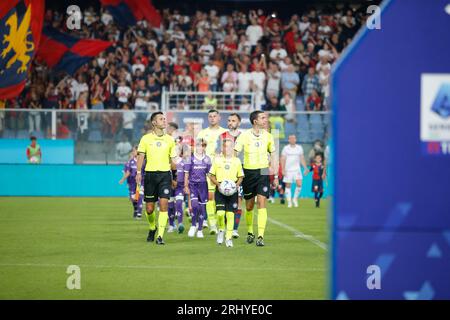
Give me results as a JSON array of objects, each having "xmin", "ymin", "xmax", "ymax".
[
  {"xmin": 215, "ymin": 189, "xmax": 239, "ymax": 213},
  {"xmin": 242, "ymin": 168, "xmax": 270, "ymax": 200},
  {"xmin": 144, "ymin": 171, "xmax": 172, "ymax": 202}
]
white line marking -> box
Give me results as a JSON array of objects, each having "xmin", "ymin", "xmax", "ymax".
[
  {"xmin": 0, "ymin": 263, "xmax": 325, "ymax": 272},
  {"xmin": 268, "ymin": 217, "xmax": 328, "ymax": 251}
]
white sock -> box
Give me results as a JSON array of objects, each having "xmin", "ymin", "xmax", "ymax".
[
  {"xmin": 294, "ymin": 186, "xmax": 301, "ymax": 200},
  {"xmin": 285, "ymin": 188, "xmax": 292, "ymax": 201}
]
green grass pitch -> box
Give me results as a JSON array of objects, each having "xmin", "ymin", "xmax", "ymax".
[{"xmin": 0, "ymin": 197, "xmax": 329, "ymax": 299}]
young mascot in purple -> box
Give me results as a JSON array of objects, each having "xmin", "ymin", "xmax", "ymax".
[
  {"xmin": 168, "ymin": 144, "xmax": 191, "ymax": 234},
  {"xmin": 119, "ymin": 146, "xmax": 145, "ymax": 219},
  {"xmin": 184, "ymin": 139, "xmax": 211, "ymax": 238}
]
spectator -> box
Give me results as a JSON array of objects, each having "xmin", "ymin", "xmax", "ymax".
[
  {"xmin": 198, "ymin": 37, "xmax": 215, "ymax": 64},
  {"xmin": 246, "ymin": 15, "xmax": 263, "ymax": 47},
  {"xmin": 298, "ymin": 15, "xmax": 311, "ymax": 33},
  {"xmin": 116, "ymin": 80, "xmax": 132, "ymax": 108},
  {"xmin": 305, "ymin": 89, "xmax": 322, "ymax": 111},
  {"xmin": 134, "ymin": 79, "xmax": 150, "ymax": 111},
  {"xmin": 56, "ymin": 119, "xmax": 70, "ymax": 139},
  {"xmin": 204, "ymin": 59, "xmax": 220, "ymax": 92},
  {"xmin": 116, "ymin": 134, "xmax": 133, "ymax": 162},
  {"xmin": 281, "ymin": 64, "xmax": 300, "ymax": 99},
  {"xmin": 269, "ymin": 41, "xmax": 288, "ymax": 63},
  {"xmin": 237, "ymin": 64, "xmax": 252, "ymax": 93},
  {"xmin": 250, "ymin": 62, "xmax": 266, "ymax": 108},
  {"xmin": 195, "ymin": 68, "xmax": 211, "ymax": 92},
  {"xmin": 302, "ymin": 67, "xmax": 321, "ymax": 98},
  {"xmin": 148, "ymin": 76, "xmax": 161, "ymax": 107},
  {"xmin": 28, "ymin": 91, "xmax": 42, "ymax": 134},
  {"xmin": 90, "ymin": 75, "xmax": 105, "ymax": 110},
  {"xmin": 319, "ymin": 67, "xmax": 330, "ymax": 110},
  {"xmin": 122, "ymin": 103, "xmax": 136, "ymax": 142},
  {"xmin": 221, "ymin": 63, "xmax": 238, "ymax": 92},
  {"xmin": 266, "ymin": 62, "xmax": 281, "ymax": 98},
  {"xmin": 237, "ymin": 34, "xmax": 251, "ymax": 55},
  {"xmin": 280, "ymin": 91, "xmax": 295, "ymax": 122}
]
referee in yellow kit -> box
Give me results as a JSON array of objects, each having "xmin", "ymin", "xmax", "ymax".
[
  {"xmin": 136, "ymin": 112, "xmax": 178, "ymax": 245},
  {"xmin": 234, "ymin": 110, "xmax": 278, "ymax": 247}
]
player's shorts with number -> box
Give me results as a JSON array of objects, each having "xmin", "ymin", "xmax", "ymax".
[
  {"xmin": 144, "ymin": 171, "xmax": 172, "ymax": 202},
  {"xmin": 242, "ymin": 168, "xmax": 270, "ymax": 200},
  {"xmin": 283, "ymin": 170, "xmax": 303, "ymax": 183}
]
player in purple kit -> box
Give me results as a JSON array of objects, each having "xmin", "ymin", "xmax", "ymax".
[
  {"xmin": 119, "ymin": 146, "xmax": 145, "ymax": 219},
  {"xmin": 168, "ymin": 144, "xmax": 191, "ymax": 234},
  {"xmin": 184, "ymin": 139, "xmax": 212, "ymax": 238}
]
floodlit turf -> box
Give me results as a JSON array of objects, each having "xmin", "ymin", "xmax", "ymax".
[{"xmin": 0, "ymin": 197, "xmax": 329, "ymax": 300}]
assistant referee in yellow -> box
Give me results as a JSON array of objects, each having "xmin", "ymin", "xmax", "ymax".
[
  {"xmin": 136, "ymin": 112, "xmax": 178, "ymax": 245},
  {"xmin": 234, "ymin": 110, "xmax": 279, "ymax": 247}
]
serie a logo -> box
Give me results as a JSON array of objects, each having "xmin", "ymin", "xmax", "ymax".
[{"xmin": 431, "ymin": 83, "xmax": 450, "ymax": 118}]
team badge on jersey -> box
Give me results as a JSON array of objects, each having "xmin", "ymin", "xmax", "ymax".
[
  {"xmin": 156, "ymin": 141, "xmax": 162, "ymax": 147},
  {"xmin": 225, "ymin": 164, "xmax": 230, "ymax": 170}
]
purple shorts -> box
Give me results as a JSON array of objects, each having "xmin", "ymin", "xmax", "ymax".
[
  {"xmin": 172, "ymin": 185, "xmax": 184, "ymax": 198},
  {"xmin": 189, "ymin": 182, "xmax": 208, "ymax": 204}
]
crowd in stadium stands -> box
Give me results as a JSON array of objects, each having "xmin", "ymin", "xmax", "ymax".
[{"xmin": 0, "ymin": 5, "xmax": 365, "ymax": 139}]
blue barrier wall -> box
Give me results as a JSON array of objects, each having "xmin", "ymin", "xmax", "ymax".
[
  {"xmin": 0, "ymin": 139, "xmax": 75, "ymax": 164},
  {"xmin": 332, "ymin": 0, "xmax": 450, "ymax": 300},
  {"xmin": 0, "ymin": 164, "xmax": 329, "ymax": 198},
  {"xmin": 0, "ymin": 164, "xmax": 127, "ymax": 197}
]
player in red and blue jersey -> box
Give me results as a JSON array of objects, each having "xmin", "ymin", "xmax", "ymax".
[
  {"xmin": 305, "ymin": 153, "xmax": 326, "ymax": 208},
  {"xmin": 119, "ymin": 146, "xmax": 145, "ymax": 219}
]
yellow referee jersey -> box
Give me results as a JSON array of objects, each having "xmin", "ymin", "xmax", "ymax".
[
  {"xmin": 209, "ymin": 155, "xmax": 244, "ymax": 183},
  {"xmin": 234, "ymin": 129, "xmax": 275, "ymax": 169},
  {"xmin": 197, "ymin": 126, "xmax": 227, "ymax": 157},
  {"xmin": 137, "ymin": 132, "xmax": 177, "ymax": 171}
]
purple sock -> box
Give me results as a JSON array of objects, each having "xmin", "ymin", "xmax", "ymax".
[
  {"xmin": 191, "ymin": 198, "xmax": 199, "ymax": 227},
  {"xmin": 168, "ymin": 201, "xmax": 175, "ymax": 226},
  {"xmin": 176, "ymin": 200, "xmax": 183, "ymax": 224},
  {"xmin": 198, "ymin": 203, "xmax": 206, "ymax": 229}
]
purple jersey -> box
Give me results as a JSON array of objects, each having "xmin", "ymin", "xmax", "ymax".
[
  {"xmin": 124, "ymin": 158, "xmax": 145, "ymax": 186},
  {"xmin": 184, "ymin": 154, "xmax": 212, "ymax": 183},
  {"xmin": 176, "ymin": 159, "xmax": 186, "ymax": 184}
]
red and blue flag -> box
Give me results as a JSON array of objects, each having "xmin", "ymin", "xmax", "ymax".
[
  {"xmin": 36, "ymin": 26, "xmax": 113, "ymax": 76},
  {"xmin": 100, "ymin": 0, "xmax": 161, "ymax": 28},
  {"xmin": 0, "ymin": 0, "xmax": 44, "ymax": 99}
]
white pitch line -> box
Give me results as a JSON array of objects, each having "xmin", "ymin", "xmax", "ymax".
[
  {"xmin": 0, "ymin": 263, "xmax": 325, "ymax": 272},
  {"xmin": 268, "ymin": 217, "xmax": 328, "ymax": 251}
]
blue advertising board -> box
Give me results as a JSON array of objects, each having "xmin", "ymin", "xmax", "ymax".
[{"xmin": 332, "ymin": 0, "xmax": 450, "ymax": 299}]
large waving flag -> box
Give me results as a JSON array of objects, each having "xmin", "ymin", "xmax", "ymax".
[
  {"xmin": 100, "ymin": 0, "xmax": 162, "ymax": 28},
  {"xmin": 0, "ymin": 0, "xmax": 44, "ymax": 99},
  {"xmin": 36, "ymin": 26, "xmax": 112, "ymax": 76}
]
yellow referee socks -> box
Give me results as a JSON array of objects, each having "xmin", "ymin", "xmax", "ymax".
[
  {"xmin": 257, "ymin": 208, "xmax": 268, "ymax": 238},
  {"xmin": 246, "ymin": 209, "xmax": 254, "ymax": 234},
  {"xmin": 217, "ymin": 210, "xmax": 226, "ymax": 231},
  {"xmin": 206, "ymin": 201, "xmax": 217, "ymax": 227},
  {"xmin": 145, "ymin": 211, "xmax": 156, "ymax": 230},
  {"xmin": 225, "ymin": 212, "xmax": 234, "ymax": 240},
  {"xmin": 157, "ymin": 211, "xmax": 168, "ymax": 238}
]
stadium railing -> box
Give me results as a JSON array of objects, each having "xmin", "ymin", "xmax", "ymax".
[
  {"xmin": 160, "ymin": 90, "xmax": 257, "ymax": 111},
  {"xmin": 0, "ymin": 109, "xmax": 331, "ymax": 164}
]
